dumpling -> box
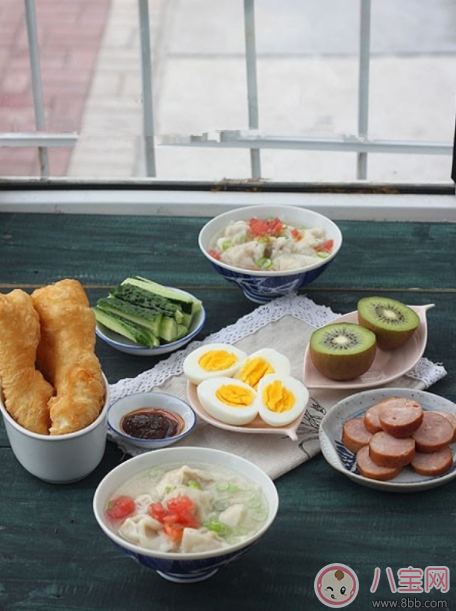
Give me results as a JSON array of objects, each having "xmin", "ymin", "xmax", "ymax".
[
  {"xmin": 134, "ymin": 494, "xmax": 154, "ymax": 514},
  {"xmin": 164, "ymin": 485, "xmax": 212, "ymax": 523},
  {"xmin": 156, "ymin": 466, "xmax": 213, "ymax": 497},
  {"xmin": 273, "ymin": 254, "xmax": 317, "ymax": 271},
  {"xmin": 181, "ymin": 528, "xmax": 228, "ymax": 553},
  {"xmin": 221, "ymin": 241, "xmax": 265, "ymax": 269},
  {"xmin": 218, "ymin": 503, "xmax": 247, "ymax": 528},
  {"xmin": 119, "ymin": 515, "xmax": 173, "ymax": 552}
]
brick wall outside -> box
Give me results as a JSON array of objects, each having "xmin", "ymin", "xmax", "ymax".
[{"xmin": 0, "ymin": 0, "xmax": 111, "ymax": 177}]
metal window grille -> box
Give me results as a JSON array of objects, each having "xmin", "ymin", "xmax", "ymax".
[{"xmin": 0, "ymin": 0, "xmax": 453, "ymax": 180}]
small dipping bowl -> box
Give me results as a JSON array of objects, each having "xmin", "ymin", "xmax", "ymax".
[
  {"xmin": 0, "ymin": 374, "xmax": 110, "ymax": 484},
  {"xmin": 107, "ymin": 392, "xmax": 196, "ymax": 450}
]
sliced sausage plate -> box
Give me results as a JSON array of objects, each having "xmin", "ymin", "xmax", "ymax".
[{"xmin": 319, "ymin": 387, "xmax": 456, "ymax": 492}]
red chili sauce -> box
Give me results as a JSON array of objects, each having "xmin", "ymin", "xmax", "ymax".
[{"xmin": 121, "ymin": 408, "xmax": 184, "ymax": 440}]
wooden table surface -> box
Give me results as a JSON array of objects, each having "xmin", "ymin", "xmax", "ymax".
[{"xmin": 1, "ymin": 212, "xmax": 455, "ymax": 611}]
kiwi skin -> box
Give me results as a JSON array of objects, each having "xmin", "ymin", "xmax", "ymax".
[
  {"xmin": 357, "ymin": 297, "xmax": 419, "ymax": 350},
  {"xmin": 310, "ymin": 324, "xmax": 377, "ymax": 381}
]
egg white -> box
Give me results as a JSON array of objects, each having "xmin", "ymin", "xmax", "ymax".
[
  {"xmin": 257, "ymin": 374, "xmax": 309, "ymax": 427},
  {"xmin": 235, "ymin": 348, "xmax": 291, "ymax": 389},
  {"xmin": 197, "ymin": 377, "xmax": 258, "ymax": 426},
  {"xmin": 183, "ymin": 343, "xmax": 247, "ymax": 386}
]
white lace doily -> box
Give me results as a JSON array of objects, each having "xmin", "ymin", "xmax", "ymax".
[{"xmin": 108, "ymin": 294, "xmax": 447, "ymax": 479}]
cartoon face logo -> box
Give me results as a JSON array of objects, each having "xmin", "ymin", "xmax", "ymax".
[{"xmin": 315, "ymin": 563, "xmax": 359, "ymax": 607}]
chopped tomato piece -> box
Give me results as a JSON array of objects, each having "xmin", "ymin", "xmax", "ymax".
[
  {"xmin": 163, "ymin": 510, "xmax": 199, "ymax": 529},
  {"xmin": 208, "ymin": 249, "xmax": 221, "ymax": 261},
  {"xmin": 249, "ymin": 217, "xmax": 283, "ymax": 237},
  {"xmin": 291, "ymin": 228, "xmax": 302, "ymax": 241},
  {"xmin": 106, "ymin": 496, "xmax": 136, "ymax": 521},
  {"xmin": 149, "ymin": 502, "xmax": 167, "ymax": 522},
  {"xmin": 167, "ymin": 495, "xmax": 194, "ymax": 513},
  {"xmin": 315, "ymin": 239, "xmax": 334, "ymax": 253},
  {"xmin": 149, "ymin": 495, "xmax": 200, "ymax": 538},
  {"xmin": 163, "ymin": 523, "xmax": 184, "ymax": 543}
]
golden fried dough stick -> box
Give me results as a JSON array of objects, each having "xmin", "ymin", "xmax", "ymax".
[
  {"xmin": 0, "ymin": 290, "xmax": 53, "ymax": 434},
  {"xmin": 32, "ymin": 279, "xmax": 105, "ymax": 435}
]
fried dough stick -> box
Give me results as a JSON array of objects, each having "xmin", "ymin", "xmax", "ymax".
[
  {"xmin": 32, "ymin": 279, "xmax": 105, "ymax": 435},
  {"xmin": 0, "ymin": 290, "xmax": 53, "ymax": 434}
]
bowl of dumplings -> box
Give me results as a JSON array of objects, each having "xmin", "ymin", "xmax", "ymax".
[
  {"xmin": 93, "ymin": 446, "xmax": 279, "ymax": 583},
  {"xmin": 0, "ymin": 279, "xmax": 109, "ymax": 484},
  {"xmin": 198, "ymin": 204, "xmax": 343, "ymax": 303}
]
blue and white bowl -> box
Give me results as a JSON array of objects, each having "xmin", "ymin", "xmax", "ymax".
[
  {"xmin": 198, "ymin": 205, "xmax": 343, "ymax": 303},
  {"xmin": 107, "ymin": 391, "xmax": 196, "ymax": 450},
  {"xmin": 93, "ymin": 447, "xmax": 279, "ymax": 583}
]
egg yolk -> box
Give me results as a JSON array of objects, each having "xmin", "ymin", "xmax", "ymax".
[
  {"xmin": 198, "ymin": 350, "xmax": 238, "ymax": 372},
  {"xmin": 238, "ymin": 358, "xmax": 274, "ymax": 389},
  {"xmin": 262, "ymin": 381, "xmax": 295, "ymax": 413},
  {"xmin": 216, "ymin": 384, "xmax": 255, "ymax": 408}
]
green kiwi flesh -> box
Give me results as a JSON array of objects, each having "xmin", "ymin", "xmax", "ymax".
[
  {"xmin": 358, "ymin": 297, "xmax": 419, "ymax": 350},
  {"xmin": 309, "ymin": 322, "xmax": 377, "ymax": 381}
]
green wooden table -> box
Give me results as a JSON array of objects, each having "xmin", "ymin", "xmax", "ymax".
[{"xmin": 1, "ymin": 213, "xmax": 455, "ymax": 611}]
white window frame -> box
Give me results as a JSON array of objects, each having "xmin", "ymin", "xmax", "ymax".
[{"xmin": 0, "ymin": 0, "xmax": 454, "ymax": 185}]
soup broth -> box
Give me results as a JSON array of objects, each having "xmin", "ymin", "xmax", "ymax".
[{"xmin": 106, "ymin": 463, "xmax": 269, "ymax": 554}]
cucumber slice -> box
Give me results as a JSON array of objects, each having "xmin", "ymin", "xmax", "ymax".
[
  {"xmin": 181, "ymin": 312, "xmax": 193, "ymax": 328},
  {"xmin": 111, "ymin": 283, "xmax": 182, "ymax": 318},
  {"xmin": 123, "ymin": 277, "xmax": 202, "ymax": 315},
  {"xmin": 176, "ymin": 323, "xmax": 189, "ymax": 340},
  {"xmin": 93, "ymin": 307, "xmax": 160, "ymax": 348},
  {"xmin": 159, "ymin": 316, "xmax": 179, "ymax": 343},
  {"xmin": 97, "ymin": 297, "xmax": 162, "ymax": 337}
]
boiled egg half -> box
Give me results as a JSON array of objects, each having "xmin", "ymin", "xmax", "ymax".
[
  {"xmin": 235, "ymin": 348, "xmax": 291, "ymax": 390},
  {"xmin": 183, "ymin": 343, "xmax": 247, "ymax": 386},
  {"xmin": 196, "ymin": 377, "xmax": 258, "ymax": 425},
  {"xmin": 257, "ymin": 374, "xmax": 309, "ymax": 427}
]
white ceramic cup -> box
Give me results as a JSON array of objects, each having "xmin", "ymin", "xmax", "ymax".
[{"xmin": 0, "ymin": 374, "xmax": 110, "ymax": 484}]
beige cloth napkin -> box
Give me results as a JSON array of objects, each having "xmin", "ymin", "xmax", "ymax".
[{"xmin": 108, "ymin": 295, "xmax": 447, "ymax": 480}]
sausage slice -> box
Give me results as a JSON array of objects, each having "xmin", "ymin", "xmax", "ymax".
[
  {"xmin": 378, "ymin": 397, "xmax": 423, "ymax": 438},
  {"xmin": 412, "ymin": 412, "xmax": 454, "ymax": 453},
  {"xmin": 356, "ymin": 446, "xmax": 402, "ymax": 481},
  {"xmin": 342, "ymin": 418, "xmax": 373, "ymax": 454},
  {"xmin": 434, "ymin": 411, "xmax": 456, "ymax": 443},
  {"xmin": 369, "ymin": 431, "xmax": 415, "ymax": 468},
  {"xmin": 411, "ymin": 447, "xmax": 453, "ymax": 477},
  {"xmin": 364, "ymin": 404, "xmax": 383, "ymax": 434}
]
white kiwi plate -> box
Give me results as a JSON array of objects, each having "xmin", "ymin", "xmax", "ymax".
[{"xmin": 303, "ymin": 304, "xmax": 434, "ymax": 390}]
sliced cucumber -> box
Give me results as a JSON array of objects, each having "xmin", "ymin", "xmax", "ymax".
[
  {"xmin": 159, "ymin": 316, "xmax": 179, "ymax": 343},
  {"xmin": 111, "ymin": 283, "xmax": 181, "ymax": 317},
  {"xmin": 93, "ymin": 307, "xmax": 160, "ymax": 348},
  {"xmin": 176, "ymin": 323, "xmax": 190, "ymax": 340},
  {"xmin": 181, "ymin": 312, "xmax": 193, "ymax": 328},
  {"xmin": 97, "ymin": 297, "xmax": 162, "ymax": 337},
  {"xmin": 123, "ymin": 277, "xmax": 202, "ymax": 315}
]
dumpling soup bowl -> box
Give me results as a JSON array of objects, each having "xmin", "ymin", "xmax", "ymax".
[
  {"xmin": 198, "ymin": 205, "xmax": 343, "ymax": 303},
  {"xmin": 93, "ymin": 447, "xmax": 279, "ymax": 583}
]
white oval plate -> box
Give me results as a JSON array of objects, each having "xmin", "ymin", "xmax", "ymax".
[
  {"xmin": 319, "ymin": 387, "xmax": 456, "ymax": 492},
  {"xmin": 303, "ymin": 304, "xmax": 434, "ymax": 390},
  {"xmin": 187, "ymin": 382, "xmax": 306, "ymax": 441},
  {"xmin": 95, "ymin": 288, "xmax": 206, "ymax": 356}
]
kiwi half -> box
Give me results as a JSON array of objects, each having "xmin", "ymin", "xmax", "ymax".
[
  {"xmin": 358, "ymin": 297, "xmax": 419, "ymax": 350},
  {"xmin": 309, "ymin": 322, "xmax": 377, "ymax": 381}
]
